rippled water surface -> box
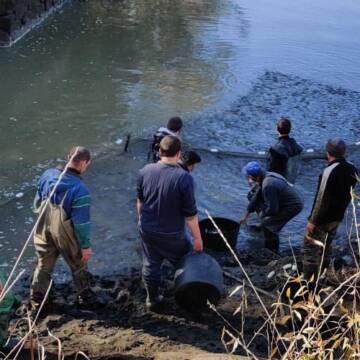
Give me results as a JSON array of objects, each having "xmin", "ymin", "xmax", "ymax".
[
  {"xmin": 1, "ymin": 0, "xmax": 360, "ymax": 271},
  {"xmin": 0, "ymin": 0, "xmax": 360, "ymax": 199}
]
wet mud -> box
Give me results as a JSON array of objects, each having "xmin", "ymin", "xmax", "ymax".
[{"xmin": 8, "ymin": 246, "xmax": 359, "ymax": 360}]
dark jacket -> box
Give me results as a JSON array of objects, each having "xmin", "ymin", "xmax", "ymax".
[
  {"xmin": 247, "ymin": 172, "xmax": 304, "ymax": 233},
  {"xmin": 137, "ymin": 163, "xmax": 197, "ymax": 235},
  {"xmin": 267, "ymin": 135, "xmax": 303, "ymax": 179},
  {"xmin": 309, "ymin": 158, "xmax": 358, "ymax": 226},
  {"xmin": 149, "ymin": 127, "xmax": 176, "ymax": 163},
  {"xmin": 260, "ymin": 172, "xmax": 303, "ymax": 218}
]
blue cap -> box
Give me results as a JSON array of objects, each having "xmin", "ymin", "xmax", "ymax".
[{"xmin": 242, "ymin": 161, "xmax": 263, "ymax": 177}]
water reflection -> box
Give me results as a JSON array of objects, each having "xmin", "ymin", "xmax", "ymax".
[{"xmin": 0, "ymin": 0, "xmax": 247, "ymax": 200}]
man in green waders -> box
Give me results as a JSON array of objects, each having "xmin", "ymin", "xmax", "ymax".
[
  {"xmin": 0, "ymin": 272, "xmax": 18, "ymax": 350},
  {"xmin": 30, "ymin": 146, "xmax": 94, "ymax": 315}
]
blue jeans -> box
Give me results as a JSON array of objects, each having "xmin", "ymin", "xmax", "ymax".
[{"xmin": 140, "ymin": 230, "xmax": 191, "ymax": 288}]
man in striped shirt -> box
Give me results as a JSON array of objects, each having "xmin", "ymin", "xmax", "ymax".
[
  {"xmin": 303, "ymin": 138, "xmax": 358, "ymax": 281},
  {"xmin": 30, "ymin": 146, "xmax": 93, "ymax": 312}
]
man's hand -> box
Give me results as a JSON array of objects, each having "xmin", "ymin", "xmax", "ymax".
[
  {"xmin": 306, "ymin": 222, "xmax": 316, "ymax": 234},
  {"xmin": 81, "ymin": 248, "xmax": 93, "ymax": 264},
  {"xmin": 193, "ymin": 237, "xmax": 203, "ymax": 252},
  {"xmin": 239, "ymin": 212, "xmax": 250, "ymax": 225},
  {"xmin": 239, "ymin": 217, "xmax": 247, "ymax": 225}
]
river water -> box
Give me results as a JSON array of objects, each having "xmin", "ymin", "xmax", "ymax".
[{"xmin": 1, "ymin": 0, "xmax": 360, "ymax": 272}]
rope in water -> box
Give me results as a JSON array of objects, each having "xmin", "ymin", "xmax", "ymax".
[
  {"xmin": 129, "ymin": 136, "xmax": 360, "ymax": 161},
  {"xmin": 2, "ymin": 134, "xmax": 359, "ymax": 209}
]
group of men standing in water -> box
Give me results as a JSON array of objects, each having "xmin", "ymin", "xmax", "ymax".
[
  {"xmin": 239, "ymin": 118, "xmax": 357, "ymax": 283},
  {"xmin": 26, "ymin": 115, "xmax": 357, "ymax": 316}
]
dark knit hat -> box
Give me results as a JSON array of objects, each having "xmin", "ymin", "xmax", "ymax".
[{"xmin": 326, "ymin": 138, "xmax": 346, "ymax": 158}]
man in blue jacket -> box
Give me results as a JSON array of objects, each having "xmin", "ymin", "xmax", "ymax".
[
  {"xmin": 137, "ymin": 136, "xmax": 203, "ymax": 311},
  {"xmin": 240, "ymin": 161, "xmax": 303, "ymax": 253},
  {"xmin": 30, "ymin": 146, "xmax": 94, "ymax": 313}
]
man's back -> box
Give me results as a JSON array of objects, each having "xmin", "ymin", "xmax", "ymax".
[
  {"xmin": 150, "ymin": 127, "xmax": 176, "ymax": 163},
  {"xmin": 37, "ymin": 167, "xmax": 90, "ymax": 218},
  {"xmin": 137, "ymin": 163, "xmax": 197, "ymax": 234},
  {"xmin": 310, "ymin": 158, "xmax": 357, "ymax": 225},
  {"xmin": 262, "ymin": 172, "xmax": 303, "ymax": 217},
  {"xmin": 268, "ymin": 136, "xmax": 303, "ymax": 180}
]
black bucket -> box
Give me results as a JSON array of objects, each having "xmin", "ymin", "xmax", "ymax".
[
  {"xmin": 174, "ymin": 252, "xmax": 223, "ymax": 311},
  {"xmin": 199, "ymin": 217, "xmax": 240, "ymax": 251}
]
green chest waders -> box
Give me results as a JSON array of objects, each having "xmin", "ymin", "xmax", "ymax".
[{"xmin": 30, "ymin": 196, "xmax": 90, "ymax": 307}]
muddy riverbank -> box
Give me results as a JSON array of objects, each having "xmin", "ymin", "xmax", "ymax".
[
  {"xmin": 8, "ymin": 246, "xmax": 360, "ymax": 359},
  {"xmin": 3, "ymin": 138, "xmax": 360, "ymax": 359}
]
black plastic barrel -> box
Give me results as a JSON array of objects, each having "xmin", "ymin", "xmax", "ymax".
[
  {"xmin": 199, "ymin": 217, "xmax": 240, "ymax": 251},
  {"xmin": 174, "ymin": 252, "xmax": 224, "ymax": 311}
]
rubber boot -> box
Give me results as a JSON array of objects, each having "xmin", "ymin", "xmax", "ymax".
[
  {"xmin": 144, "ymin": 284, "xmax": 164, "ymax": 312},
  {"xmin": 76, "ymin": 288, "xmax": 103, "ymax": 310},
  {"xmin": 263, "ymin": 227, "xmax": 280, "ymax": 254}
]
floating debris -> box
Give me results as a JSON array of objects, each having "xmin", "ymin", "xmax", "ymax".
[
  {"xmin": 115, "ymin": 138, "xmax": 123, "ymax": 145},
  {"xmin": 267, "ymin": 270, "xmax": 275, "ymax": 279},
  {"xmin": 15, "ymin": 192, "xmax": 24, "ymax": 198}
]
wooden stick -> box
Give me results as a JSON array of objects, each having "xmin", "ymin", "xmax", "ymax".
[{"xmin": 223, "ymin": 270, "xmax": 276, "ymax": 300}]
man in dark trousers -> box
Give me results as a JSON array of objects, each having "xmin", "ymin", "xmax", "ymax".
[
  {"xmin": 267, "ymin": 117, "xmax": 303, "ymax": 183},
  {"xmin": 240, "ymin": 161, "xmax": 303, "ymax": 253},
  {"xmin": 30, "ymin": 146, "xmax": 94, "ymax": 314},
  {"xmin": 303, "ymin": 138, "xmax": 358, "ymax": 280},
  {"xmin": 137, "ymin": 136, "xmax": 203, "ymax": 311}
]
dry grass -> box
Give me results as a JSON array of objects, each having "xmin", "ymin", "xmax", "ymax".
[{"xmin": 206, "ymin": 187, "xmax": 360, "ymax": 360}]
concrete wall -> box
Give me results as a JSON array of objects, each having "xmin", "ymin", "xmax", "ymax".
[{"xmin": 0, "ymin": 0, "xmax": 67, "ymax": 47}]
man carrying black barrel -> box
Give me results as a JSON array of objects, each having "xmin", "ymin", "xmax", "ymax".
[{"xmin": 137, "ymin": 135, "xmax": 203, "ymax": 311}]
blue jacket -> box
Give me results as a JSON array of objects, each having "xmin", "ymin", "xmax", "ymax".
[{"xmin": 34, "ymin": 167, "xmax": 91, "ymax": 249}]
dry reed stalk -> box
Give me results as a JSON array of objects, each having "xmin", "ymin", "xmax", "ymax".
[
  {"xmin": 75, "ymin": 351, "xmax": 91, "ymax": 360},
  {"xmin": 0, "ymin": 270, "xmax": 25, "ymax": 306},
  {"xmin": 205, "ymin": 209, "xmax": 288, "ymax": 352},
  {"xmin": 47, "ymin": 329, "xmax": 64, "ymax": 360},
  {"xmin": 4, "ymin": 280, "xmax": 53, "ymax": 360}
]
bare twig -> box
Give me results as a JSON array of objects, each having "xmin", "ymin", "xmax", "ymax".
[
  {"xmin": 223, "ymin": 271, "xmax": 276, "ymax": 300},
  {"xmin": 205, "ymin": 209, "xmax": 287, "ymax": 351}
]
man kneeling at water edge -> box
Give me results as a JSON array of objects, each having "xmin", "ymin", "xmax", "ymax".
[
  {"xmin": 137, "ymin": 136, "xmax": 203, "ymax": 311},
  {"xmin": 240, "ymin": 161, "xmax": 303, "ymax": 253}
]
